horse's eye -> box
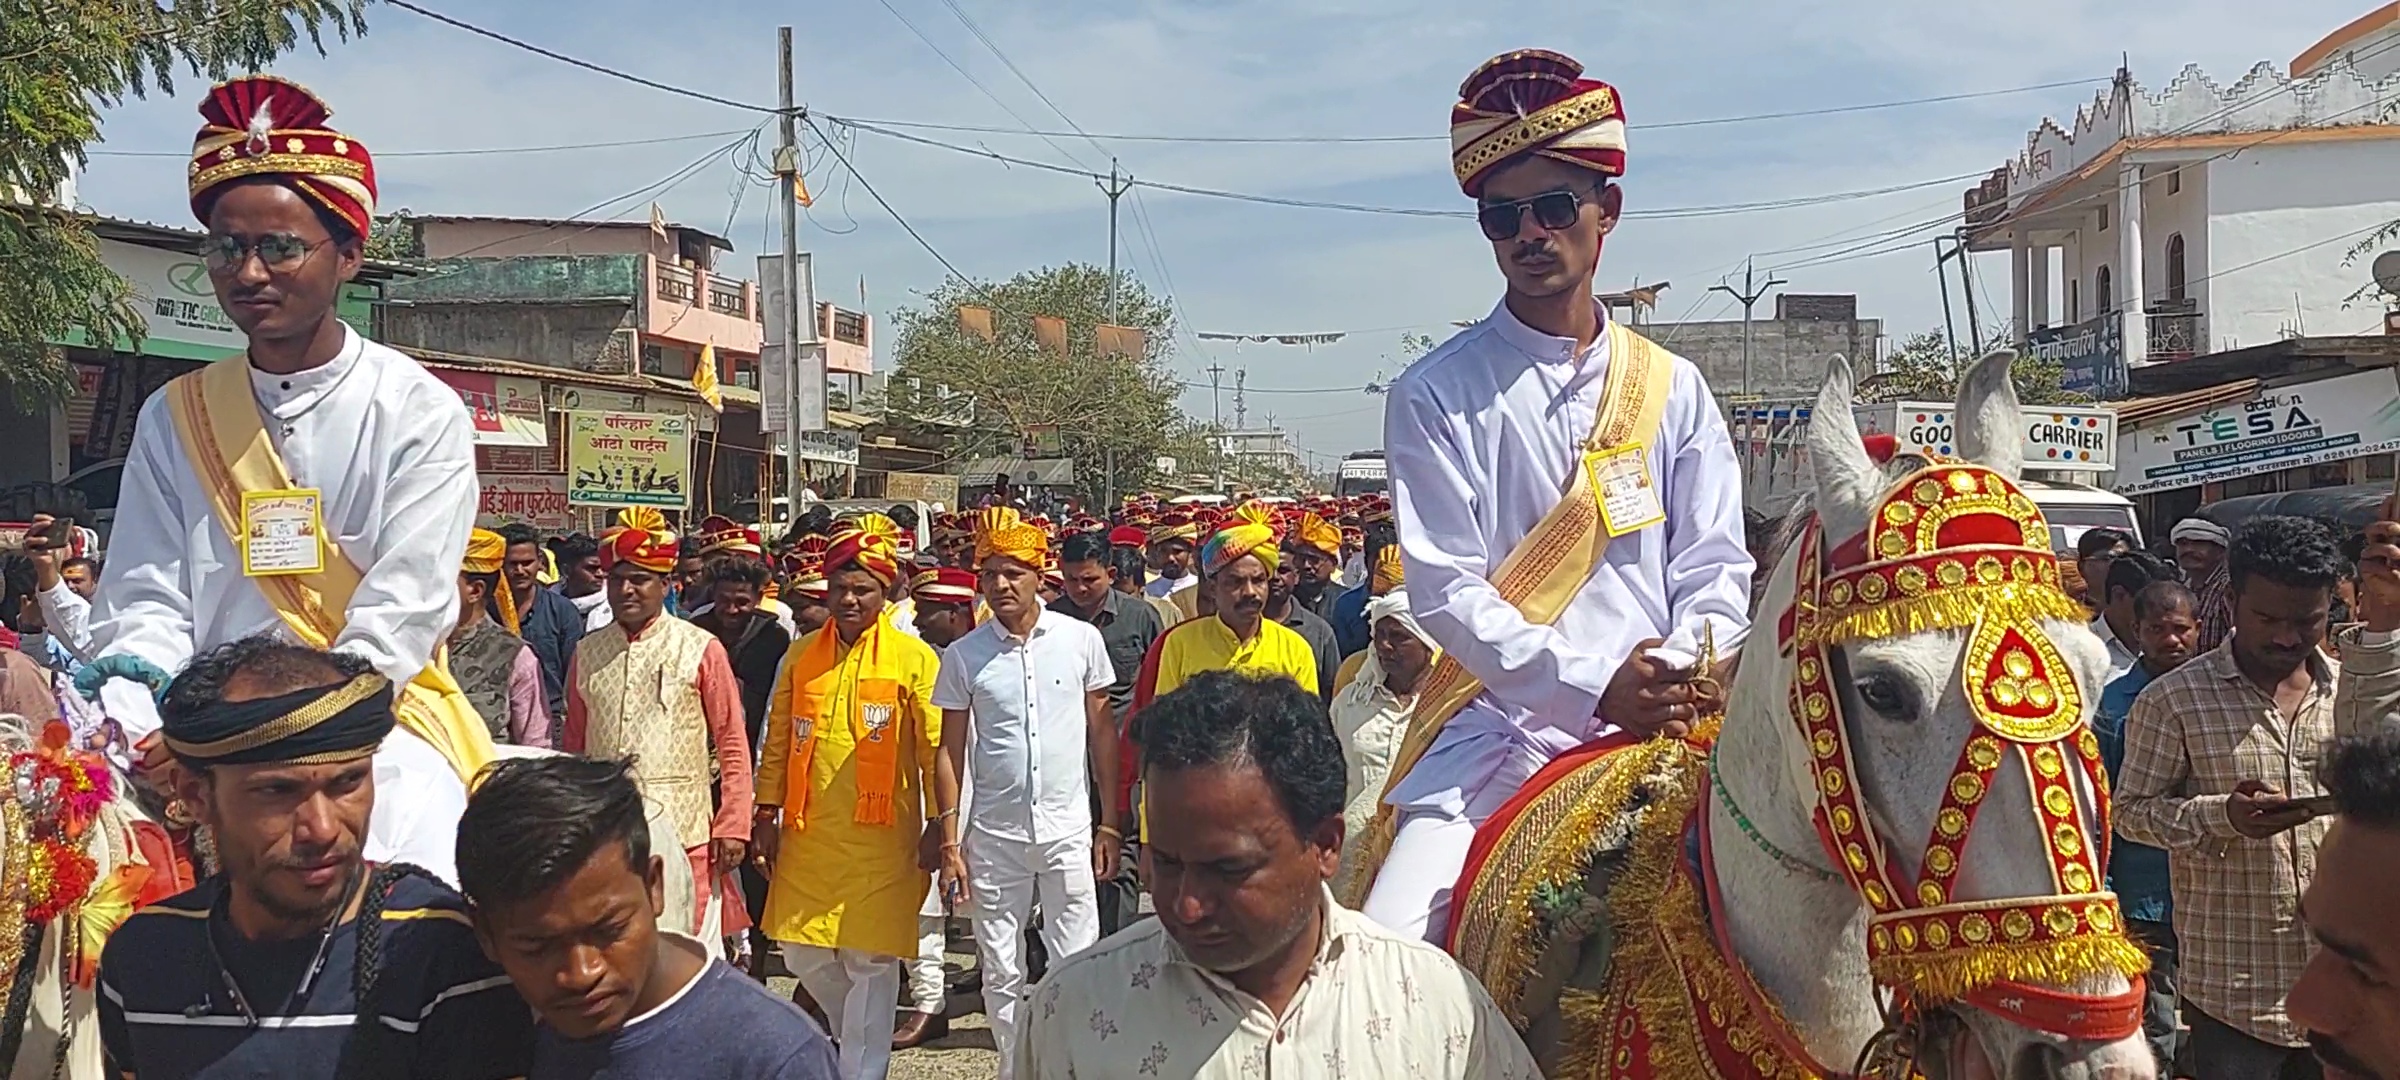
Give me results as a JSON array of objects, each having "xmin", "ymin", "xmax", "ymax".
[{"xmin": 1855, "ymin": 675, "xmax": 1911, "ymax": 719}]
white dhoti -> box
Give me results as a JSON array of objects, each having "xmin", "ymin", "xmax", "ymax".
[
  {"xmin": 1360, "ymin": 722, "xmax": 1548, "ymax": 944},
  {"xmin": 783, "ymin": 944, "xmax": 902, "ymax": 1080},
  {"xmin": 909, "ymin": 883, "xmax": 946, "ymax": 1015},
  {"xmin": 965, "ymin": 830, "xmax": 1098, "ymax": 1080}
]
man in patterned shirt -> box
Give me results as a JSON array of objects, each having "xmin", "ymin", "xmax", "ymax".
[
  {"xmin": 2119, "ymin": 515, "xmax": 2344, "ymax": 1079},
  {"xmin": 1016, "ymin": 671, "xmax": 1536, "ymax": 1078}
]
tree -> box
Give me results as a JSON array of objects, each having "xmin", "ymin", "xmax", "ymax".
[
  {"xmin": 1, "ymin": 0, "xmax": 366, "ymax": 405},
  {"xmin": 1861, "ymin": 328, "xmax": 2085, "ymax": 406},
  {"xmin": 887, "ymin": 264, "xmax": 1185, "ymax": 501}
]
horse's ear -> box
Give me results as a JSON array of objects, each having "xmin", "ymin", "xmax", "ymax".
[
  {"xmin": 1954, "ymin": 349, "xmax": 2024, "ymax": 480},
  {"xmin": 1806, "ymin": 355, "xmax": 1878, "ymax": 542}
]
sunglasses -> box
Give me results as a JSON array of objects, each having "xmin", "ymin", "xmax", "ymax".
[
  {"xmin": 1476, "ymin": 186, "xmax": 1603, "ymax": 242},
  {"xmin": 201, "ymin": 232, "xmax": 330, "ymax": 274}
]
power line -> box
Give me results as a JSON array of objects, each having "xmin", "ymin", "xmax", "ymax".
[
  {"xmin": 868, "ymin": 0, "xmax": 1095, "ymax": 171},
  {"xmin": 384, "ymin": 0, "xmax": 782, "ymax": 114},
  {"xmin": 432, "ymin": 127, "xmax": 764, "ymax": 260},
  {"xmin": 837, "ymin": 77, "xmax": 2108, "ymax": 144},
  {"xmin": 89, "ymin": 128, "xmax": 757, "ymax": 159}
]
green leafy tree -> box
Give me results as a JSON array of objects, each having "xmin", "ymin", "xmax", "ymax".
[
  {"xmin": 887, "ymin": 264, "xmax": 1184, "ymax": 501},
  {"xmin": 1, "ymin": 0, "xmax": 366, "ymax": 405},
  {"xmin": 1861, "ymin": 328, "xmax": 2085, "ymax": 406}
]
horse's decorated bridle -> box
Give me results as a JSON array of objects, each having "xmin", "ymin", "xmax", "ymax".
[{"xmin": 1773, "ymin": 461, "xmax": 2149, "ymax": 1046}]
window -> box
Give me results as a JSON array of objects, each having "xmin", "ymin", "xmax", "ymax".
[
  {"xmin": 2371, "ymin": 454, "xmax": 2398, "ymax": 482},
  {"xmin": 2166, "ymin": 234, "xmax": 2188, "ymax": 304},
  {"xmin": 2098, "ymin": 203, "xmax": 2110, "ymax": 232},
  {"xmin": 640, "ymin": 343, "xmax": 692, "ymax": 378},
  {"xmin": 2167, "ymin": 171, "xmax": 2182, "ymax": 196},
  {"xmin": 2095, "ymin": 266, "xmax": 2114, "ymax": 314},
  {"xmin": 2068, "ymin": 279, "xmax": 2081, "ymax": 323}
]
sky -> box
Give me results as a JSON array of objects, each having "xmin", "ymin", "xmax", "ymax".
[{"xmin": 72, "ymin": 0, "xmax": 2383, "ymax": 464}]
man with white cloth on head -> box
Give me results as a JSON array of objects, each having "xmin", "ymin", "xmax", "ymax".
[
  {"xmin": 1331, "ymin": 591, "xmax": 1439, "ymax": 893},
  {"xmin": 1350, "ymin": 48, "xmax": 1752, "ymax": 942},
  {"xmin": 81, "ymin": 74, "xmax": 494, "ymax": 885}
]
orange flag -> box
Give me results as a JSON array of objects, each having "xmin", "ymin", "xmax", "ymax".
[
  {"xmin": 957, "ymin": 305, "xmax": 995, "ymax": 342},
  {"xmin": 1033, "ymin": 315, "xmax": 1069, "ymax": 359},
  {"xmin": 1096, "ymin": 324, "xmax": 1146, "ymax": 359}
]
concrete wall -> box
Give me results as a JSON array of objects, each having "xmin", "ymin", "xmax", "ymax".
[
  {"xmin": 416, "ymin": 219, "xmax": 678, "ymax": 264},
  {"xmin": 1649, "ymin": 317, "xmax": 1885, "ymax": 401},
  {"xmin": 2205, "ymin": 139, "xmax": 2400, "ymax": 348},
  {"xmin": 382, "ymin": 301, "xmax": 642, "ymax": 376}
]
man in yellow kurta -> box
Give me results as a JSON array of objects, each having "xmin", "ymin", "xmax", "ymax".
[{"xmin": 754, "ymin": 518, "xmax": 941, "ymax": 1080}]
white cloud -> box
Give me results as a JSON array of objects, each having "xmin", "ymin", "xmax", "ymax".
[{"xmin": 76, "ymin": 0, "xmax": 2383, "ymax": 455}]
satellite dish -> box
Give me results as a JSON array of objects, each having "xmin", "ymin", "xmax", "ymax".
[{"xmin": 2373, "ymin": 250, "xmax": 2400, "ymax": 295}]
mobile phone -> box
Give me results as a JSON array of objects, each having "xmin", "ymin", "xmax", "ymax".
[{"xmin": 2291, "ymin": 795, "xmax": 2339, "ymax": 818}]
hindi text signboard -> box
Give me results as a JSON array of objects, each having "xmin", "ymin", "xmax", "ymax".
[{"xmin": 565, "ymin": 411, "xmax": 693, "ymax": 509}]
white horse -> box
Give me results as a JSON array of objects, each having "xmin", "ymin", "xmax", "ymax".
[
  {"xmin": 1453, "ymin": 353, "xmax": 2155, "ymax": 1079},
  {"xmin": 1710, "ymin": 353, "xmax": 2153, "ymax": 1077}
]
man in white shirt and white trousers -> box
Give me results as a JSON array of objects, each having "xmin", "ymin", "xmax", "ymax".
[
  {"xmin": 1358, "ymin": 49, "xmax": 1753, "ymax": 942},
  {"xmin": 82, "ymin": 75, "xmax": 487, "ymax": 884},
  {"xmin": 927, "ymin": 509, "xmax": 1123, "ymax": 1079}
]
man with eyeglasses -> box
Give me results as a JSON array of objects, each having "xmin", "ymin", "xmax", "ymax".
[
  {"xmin": 82, "ymin": 75, "xmax": 496, "ymax": 882},
  {"xmin": 1351, "ymin": 50, "xmax": 1752, "ymax": 941}
]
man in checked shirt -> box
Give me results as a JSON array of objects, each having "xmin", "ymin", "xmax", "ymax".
[{"xmin": 2119, "ymin": 515, "xmax": 2345, "ymax": 1080}]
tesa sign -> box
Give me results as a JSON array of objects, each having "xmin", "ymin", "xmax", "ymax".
[{"xmin": 1851, "ymin": 402, "xmax": 2116, "ymax": 472}]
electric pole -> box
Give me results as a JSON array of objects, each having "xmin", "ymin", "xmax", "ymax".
[
  {"xmin": 1207, "ymin": 363, "xmax": 1226, "ymax": 493},
  {"xmin": 775, "ymin": 26, "xmax": 805, "ymax": 519},
  {"xmin": 1710, "ymin": 256, "xmax": 1787, "ymax": 397},
  {"xmin": 1234, "ymin": 368, "xmax": 1247, "ymax": 430},
  {"xmin": 1099, "ymin": 161, "xmax": 1131, "ymax": 510}
]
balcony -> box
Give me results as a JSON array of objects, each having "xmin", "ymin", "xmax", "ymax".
[
  {"xmin": 2146, "ymin": 309, "xmax": 2207, "ymax": 362},
  {"xmin": 641, "ymin": 254, "xmax": 762, "ymax": 356}
]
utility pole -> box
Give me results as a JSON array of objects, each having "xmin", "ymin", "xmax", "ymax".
[
  {"xmin": 1953, "ymin": 232, "xmax": 1984, "ymax": 355},
  {"xmin": 775, "ymin": 26, "xmax": 805, "ymax": 520},
  {"xmin": 1934, "ymin": 239, "xmax": 1962, "ymax": 374},
  {"xmin": 1099, "ymin": 161, "xmax": 1131, "ymax": 510},
  {"xmin": 1709, "ymin": 256, "xmax": 1786, "ymax": 396},
  {"xmin": 1234, "ymin": 368, "xmax": 1248, "ymax": 430},
  {"xmin": 1206, "ymin": 363, "xmax": 1226, "ymax": 493}
]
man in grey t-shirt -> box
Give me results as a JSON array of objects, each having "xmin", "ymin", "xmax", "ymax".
[{"xmin": 459, "ymin": 756, "xmax": 837, "ymax": 1079}]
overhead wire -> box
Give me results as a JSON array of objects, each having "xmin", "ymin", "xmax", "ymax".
[
  {"xmin": 383, "ymin": 0, "xmax": 782, "ymax": 114},
  {"xmin": 867, "ymin": 0, "xmax": 1095, "ymax": 171},
  {"xmin": 435, "ymin": 126, "xmax": 765, "ymax": 260},
  {"xmin": 88, "ymin": 128, "xmax": 759, "ymax": 159}
]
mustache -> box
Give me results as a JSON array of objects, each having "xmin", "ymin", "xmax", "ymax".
[
  {"xmin": 268, "ymin": 843, "xmax": 359, "ymax": 872},
  {"xmin": 1511, "ymin": 239, "xmax": 1556, "ymax": 260},
  {"xmin": 2308, "ymin": 1033, "xmax": 2379, "ymax": 1078}
]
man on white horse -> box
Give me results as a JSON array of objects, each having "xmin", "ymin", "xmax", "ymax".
[
  {"xmin": 80, "ymin": 75, "xmax": 494, "ymax": 883},
  {"xmin": 1354, "ymin": 49, "xmax": 1753, "ymax": 941}
]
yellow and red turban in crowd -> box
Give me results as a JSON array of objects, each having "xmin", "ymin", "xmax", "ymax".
[
  {"xmin": 695, "ymin": 514, "xmax": 764, "ymax": 557},
  {"xmin": 1371, "ymin": 546, "xmax": 1407, "ymax": 596},
  {"xmin": 1292, "ymin": 512, "xmax": 1342, "ymax": 560},
  {"xmin": 974, "ymin": 506, "xmax": 1050, "ymax": 570},
  {"xmin": 1148, "ymin": 513, "xmax": 1201, "ymax": 548},
  {"xmin": 825, "ymin": 517, "xmax": 903, "ymax": 587},
  {"xmin": 189, "ymin": 75, "xmax": 377, "ymax": 238},
  {"xmin": 461, "ymin": 528, "xmax": 521, "ymax": 634},
  {"xmin": 1450, "ymin": 49, "xmax": 1627, "ymax": 198},
  {"xmin": 1201, "ymin": 504, "xmax": 1281, "ymax": 577},
  {"xmin": 909, "ymin": 567, "xmax": 979, "ymax": 607},
  {"xmin": 601, "ymin": 508, "xmax": 679, "ymax": 574},
  {"xmin": 786, "ymin": 536, "xmax": 831, "ymax": 600}
]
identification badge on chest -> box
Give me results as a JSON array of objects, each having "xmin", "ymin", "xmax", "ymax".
[
  {"xmin": 239, "ymin": 488, "xmax": 325, "ymax": 577},
  {"xmin": 1585, "ymin": 443, "xmax": 1664, "ymax": 538}
]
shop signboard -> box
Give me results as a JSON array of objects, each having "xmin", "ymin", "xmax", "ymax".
[
  {"xmin": 433, "ymin": 370, "xmax": 548, "ymax": 447},
  {"xmin": 477, "ymin": 474, "xmax": 573, "ymax": 532},
  {"xmin": 794, "ymin": 428, "xmax": 860, "ymax": 466},
  {"xmin": 2027, "ymin": 313, "xmax": 2128, "ymax": 400},
  {"xmin": 553, "ymin": 385, "xmax": 717, "ymax": 432},
  {"xmin": 565, "ymin": 411, "xmax": 692, "ymax": 509},
  {"xmin": 1852, "ymin": 402, "xmax": 2117, "ymax": 471},
  {"xmin": 883, "ymin": 472, "xmax": 959, "ymax": 507},
  {"xmin": 2115, "ymin": 369, "xmax": 2400, "ymax": 495}
]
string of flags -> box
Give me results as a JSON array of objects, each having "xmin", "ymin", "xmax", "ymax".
[{"xmin": 955, "ymin": 305, "xmax": 1149, "ymax": 360}]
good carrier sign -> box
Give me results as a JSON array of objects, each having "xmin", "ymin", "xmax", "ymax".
[{"xmin": 1852, "ymin": 402, "xmax": 2116, "ymax": 472}]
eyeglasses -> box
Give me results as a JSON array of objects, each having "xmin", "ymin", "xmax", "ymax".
[
  {"xmin": 1476, "ymin": 186, "xmax": 1602, "ymax": 242},
  {"xmin": 201, "ymin": 232, "xmax": 328, "ymax": 274}
]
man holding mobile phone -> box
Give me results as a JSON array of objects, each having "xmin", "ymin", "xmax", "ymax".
[{"xmin": 2119, "ymin": 516, "xmax": 2343, "ymax": 1078}]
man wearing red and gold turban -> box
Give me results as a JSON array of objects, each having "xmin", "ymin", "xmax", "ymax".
[
  {"xmin": 756, "ymin": 515, "xmax": 945, "ymax": 1078},
  {"xmin": 83, "ymin": 74, "xmax": 497, "ymax": 885},
  {"xmin": 1353, "ymin": 49, "xmax": 1753, "ymax": 939},
  {"xmin": 565, "ymin": 509, "xmax": 756, "ymax": 959},
  {"xmin": 1144, "ymin": 513, "xmax": 1201, "ymax": 601}
]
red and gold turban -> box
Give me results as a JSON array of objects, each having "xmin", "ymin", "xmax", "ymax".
[
  {"xmin": 825, "ymin": 517, "xmax": 903, "ymax": 587},
  {"xmin": 974, "ymin": 507, "xmax": 1049, "ymax": 570},
  {"xmin": 600, "ymin": 508, "xmax": 678, "ymax": 574},
  {"xmin": 1292, "ymin": 512, "xmax": 1342, "ymax": 559},
  {"xmin": 1450, "ymin": 50, "xmax": 1627, "ymax": 198},
  {"xmin": 1202, "ymin": 504, "xmax": 1281, "ymax": 577},
  {"xmin": 1148, "ymin": 513, "xmax": 1200, "ymax": 547},
  {"xmin": 909, "ymin": 567, "xmax": 979, "ymax": 606},
  {"xmin": 695, "ymin": 514, "xmax": 763, "ymax": 557},
  {"xmin": 786, "ymin": 535, "xmax": 831, "ymax": 600},
  {"xmin": 1108, "ymin": 525, "xmax": 1148, "ymax": 548},
  {"xmin": 189, "ymin": 76, "xmax": 377, "ymax": 238}
]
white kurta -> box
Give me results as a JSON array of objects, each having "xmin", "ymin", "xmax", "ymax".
[
  {"xmin": 1382, "ymin": 302, "xmax": 1752, "ymax": 817},
  {"xmin": 87, "ymin": 323, "xmax": 479, "ymax": 881}
]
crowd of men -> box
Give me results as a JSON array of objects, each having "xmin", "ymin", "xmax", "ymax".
[{"xmin": 9, "ymin": 45, "xmax": 2400, "ymax": 1080}]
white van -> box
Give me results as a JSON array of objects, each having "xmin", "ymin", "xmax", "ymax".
[{"xmin": 2018, "ymin": 478, "xmax": 2142, "ymax": 553}]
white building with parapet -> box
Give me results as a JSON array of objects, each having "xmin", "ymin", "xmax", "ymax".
[{"xmin": 1962, "ymin": 9, "xmax": 2400, "ymax": 396}]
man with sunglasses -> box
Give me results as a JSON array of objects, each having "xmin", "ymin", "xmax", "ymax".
[
  {"xmin": 1355, "ymin": 50, "xmax": 1752, "ymax": 942},
  {"xmin": 83, "ymin": 75, "xmax": 495, "ymax": 883}
]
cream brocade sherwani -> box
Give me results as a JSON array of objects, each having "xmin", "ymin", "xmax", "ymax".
[
  {"xmin": 87, "ymin": 323, "xmax": 475, "ymax": 883},
  {"xmin": 1016, "ymin": 888, "xmax": 1538, "ymax": 1078}
]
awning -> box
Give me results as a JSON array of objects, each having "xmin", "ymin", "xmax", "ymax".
[
  {"xmin": 954, "ymin": 457, "xmax": 1077, "ymax": 486},
  {"xmin": 2110, "ymin": 378, "xmax": 2259, "ymax": 429}
]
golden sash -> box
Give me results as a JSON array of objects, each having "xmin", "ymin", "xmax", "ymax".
[
  {"xmin": 167, "ymin": 358, "xmax": 497, "ymax": 785},
  {"xmin": 1337, "ymin": 321, "xmax": 1675, "ymax": 907}
]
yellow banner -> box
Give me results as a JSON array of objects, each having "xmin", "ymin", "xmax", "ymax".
[{"xmin": 566, "ymin": 410, "xmax": 693, "ymax": 509}]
